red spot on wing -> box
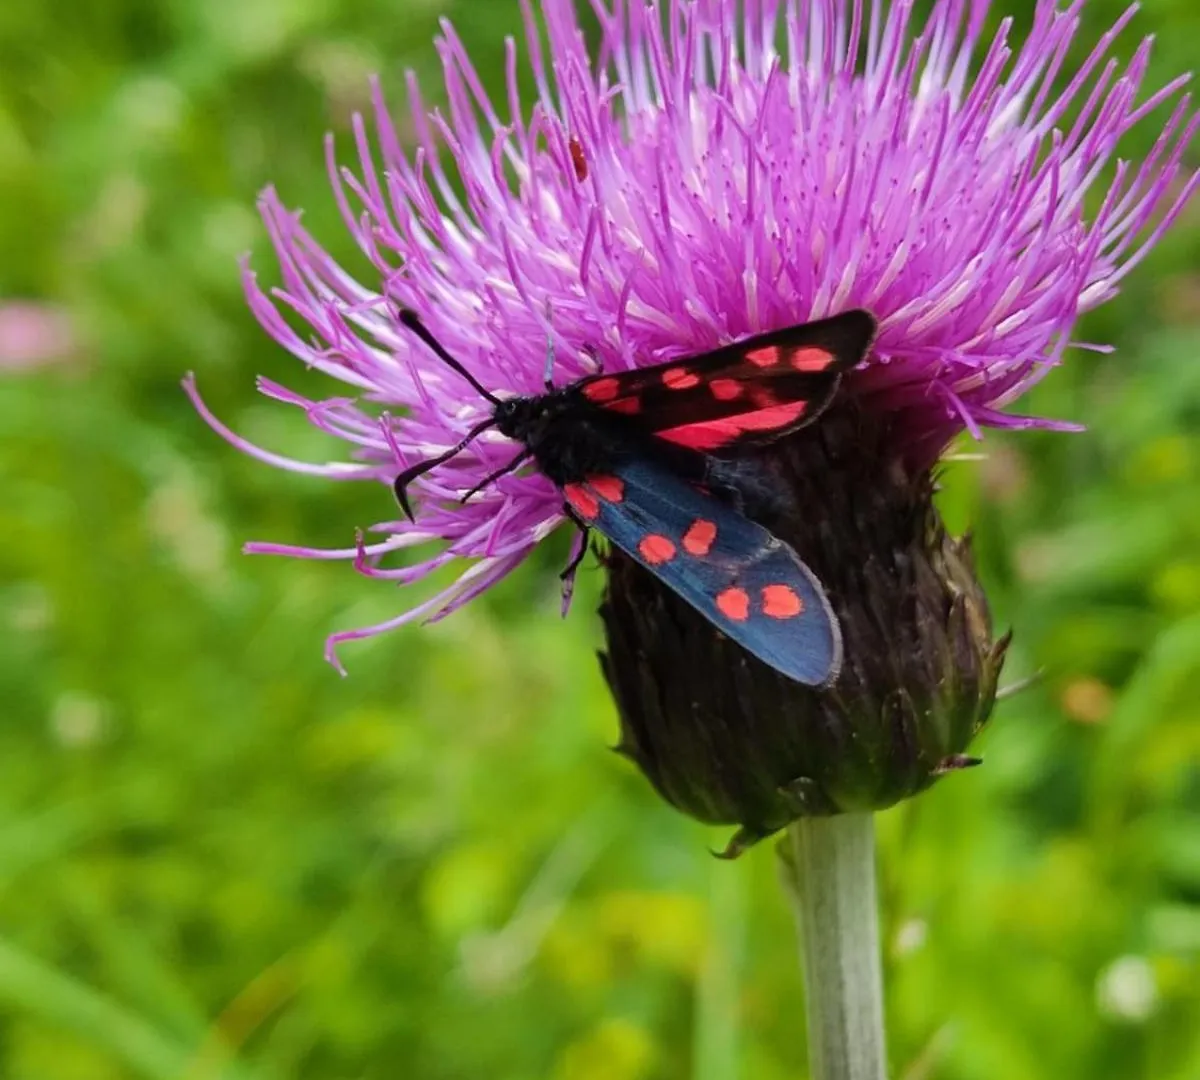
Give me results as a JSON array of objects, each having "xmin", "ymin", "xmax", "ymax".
[
  {"xmin": 638, "ymin": 534, "xmax": 677, "ymax": 564},
  {"xmin": 564, "ymin": 483, "xmax": 599, "ymax": 520},
  {"xmin": 716, "ymin": 587, "xmax": 750, "ymax": 621},
  {"xmin": 607, "ymin": 397, "xmax": 641, "ymax": 415},
  {"xmin": 583, "ymin": 377, "xmax": 620, "ymax": 403},
  {"xmin": 588, "ymin": 474, "xmax": 625, "ymax": 503},
  {"xmin": 662, "ymin": 367, "xmax": 700, "ymax": 390},
  {"xmin": 787, "ymin": 346, "xmax": 836, "ymax": 372},
  {"xmin": 761, "ymin": 584, "xmax": 805, "ymax": 619},
  {"xmin": 682, "ymin": 519, "xmax": 717, "ymax": 556},
  {"xmin": 745, "ymin": 345, "xmax": 781, "ymax": 368},
  {"xmin": 750, "ymin": 401, "xmax": 808, "ymax": 427},
  {"xmin": 709, "ymin": 378, "xmax": 742, "ymax": 401},
  {"xmin": 657, "ymin": 424, "xmax": 728, "ymax": 451},
  {"xmin": 658, "ymin": 401, "xmax": 810, "ymax": 450}
]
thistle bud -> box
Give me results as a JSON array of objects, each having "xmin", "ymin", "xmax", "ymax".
[
  {"xmin": 601, "ymin": 407, "xmax": 1009, "ymax": 855},
  {"xmin": 193, "ymin": 0, "xmax": 1192, "ymax": 844}
]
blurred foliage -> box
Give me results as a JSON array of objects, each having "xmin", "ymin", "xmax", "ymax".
[{"xmin": 0, "ymin": 0, "xmax": 1198, "ymax": 1077}]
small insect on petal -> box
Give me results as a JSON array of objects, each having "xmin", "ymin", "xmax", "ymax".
[
  {"xmin": 761, "ymin": 584, "xmax": 805, "ymax": 618},
  {"xmin": 716, "ymin": 587, "xmax": 751, "ymax": 621},
  {"xmin": 638, "ymin": 534, "xmax": 677, "ymax": 564},
  {"xmin": 682, "ymin": 519, "xmax": 717, "ymax": 556},
  {"xmin": 569, "ymin": 136, "xmax": 588, "ymax": 182}
]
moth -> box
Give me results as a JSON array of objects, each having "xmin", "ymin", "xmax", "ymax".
[{"xmin": 393, "ymin": 308, "xmax": 877, "ymax": 686}]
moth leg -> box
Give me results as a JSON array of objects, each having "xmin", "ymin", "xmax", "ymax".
[
  {"xmin": 560, "ymin": 528, "xmax": 589, "ymax": 582},
  {"xmin": 459, "ymin": 449, "xmax": 532, "ymax": 504},
  {"xmin": 558, "ymin": 504, "xmax": 592, "ymax": 613},
  {"xmin": 561, "ymin": 501, "xmax": 592, "ymax": 534},
  {"xmin": 393, "ymin": 416, "xmax": 498, "ymax": 520},
  {"xmin": 560, "ymin": 504, "xmax": 591, "ymax": 579}
]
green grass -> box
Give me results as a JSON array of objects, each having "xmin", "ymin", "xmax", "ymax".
[{"xmin": 1, "ymin": 1, "xmax": 1198, "ymax": 1077}]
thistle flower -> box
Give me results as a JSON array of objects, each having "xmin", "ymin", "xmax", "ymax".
[
  {"xmin": 0, "ymin": 301, "xmax": 76, "ymax": 371},
  {"xmin": 191, "ymin": 0, "xmax": 1196, "ymax": 849}
]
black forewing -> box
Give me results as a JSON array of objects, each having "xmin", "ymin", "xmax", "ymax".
[{"xmin": 569, "ymin": 309, "xmax": 876, "ymax": 453}]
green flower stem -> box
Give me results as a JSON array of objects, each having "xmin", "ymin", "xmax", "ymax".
[
  {"xmin": 785, "ymin": 813, "xmax": 887, "ymax": 1080},
  {"xmin": 695, "ymin": 840, "xmax": 746, "ymax": 1080}
]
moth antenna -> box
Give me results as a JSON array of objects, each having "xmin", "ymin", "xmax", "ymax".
[
  {"xmin": 542, "ymin": 299, "xmax": 556, "ymax": 390},
  {"xmin": 397, "ymin": 309, "xmax": 501, "ymax": 406},
  {"xmin": 392, "ymin": 416, "xmax": 498, "ymax": 521}
]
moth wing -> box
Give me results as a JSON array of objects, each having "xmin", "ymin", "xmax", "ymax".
[
  {"xmin": 562, "ymin": 456, "xmax": 842, "ymax": 686},
  {"xmin": 571, "ymin": 309, "xmax": 876, "ymax": 453}
]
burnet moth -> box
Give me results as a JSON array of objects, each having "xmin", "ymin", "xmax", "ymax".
[{"xmin": 393, "ymin": 309, "xmax": 878, "ymax": 686}]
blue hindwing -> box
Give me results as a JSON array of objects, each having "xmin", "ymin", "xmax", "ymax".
[{"xmin": 567, "ymin": 455, "xmax": 842, "ymax": 686}]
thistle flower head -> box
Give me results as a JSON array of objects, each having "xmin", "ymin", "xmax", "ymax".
[{"xmin": 190, "ymin": 0, "xmax": 1195, "ymax": 672}]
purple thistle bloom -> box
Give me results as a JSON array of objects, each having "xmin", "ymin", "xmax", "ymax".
[{"xmin": 189, "ymin": 0, "xmax": 1196, "ymax": 672}]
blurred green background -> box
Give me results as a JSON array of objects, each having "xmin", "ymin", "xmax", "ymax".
[{"xmin": 1, "ymin": 0, "xmax": 1198, "ymax": 1077}]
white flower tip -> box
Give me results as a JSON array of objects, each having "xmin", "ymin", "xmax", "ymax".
[{"xmin": 324, "ymin": 639, "xmax": 350, "ymax": 677}]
